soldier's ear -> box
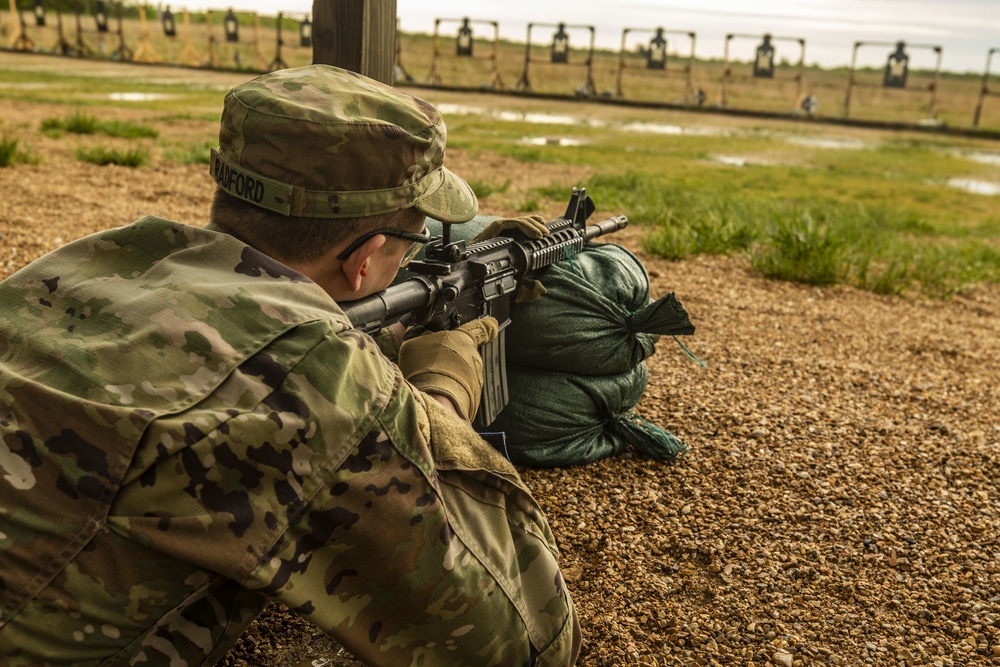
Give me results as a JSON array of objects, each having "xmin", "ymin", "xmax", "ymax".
[{"xmin": 340, "ymin": 234, "xmax": 385, "ymax": 293}]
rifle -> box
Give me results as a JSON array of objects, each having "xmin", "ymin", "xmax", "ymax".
[{"xmin": 339, "ymin": 188, "xmax": 628, "ymax": 428}]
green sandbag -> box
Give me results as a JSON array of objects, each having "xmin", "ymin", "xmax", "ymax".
[
  {"xmin": 398, "ymin": 218, "xmax": 694, "ymax": 376},
  {"xmin": 490, "ymin": 362, "xmax": 689, "ymax": 467},
  {"xmin": 506, "ymin": 243, "xmax": 694, "ymax": 376},
  {"xmin": 392, "ymin": 215, "xmax": 694, "ymax": 467}
]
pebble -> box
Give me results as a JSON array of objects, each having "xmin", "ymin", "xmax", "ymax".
[{"xmin": 774, "ymin": 649, "xmax": 793, "ymax": 667}]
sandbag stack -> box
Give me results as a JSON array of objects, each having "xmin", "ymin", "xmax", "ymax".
[{"xmin": 396, "ymin": 215, "xmax": 697, "ymax": 467}]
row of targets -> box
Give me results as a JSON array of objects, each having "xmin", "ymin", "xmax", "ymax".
[
  {"xmin": 419, "ymin": 19, "xmax": 1000, "ymax": 124},
  {"xmin": 194, "ymin": 6, "xmax": 313, "ymax": 70},
  {"xmin": 6, "ymin": 2, "xmax": 311, "ymax": 70},
  {"xmin": 19, "ymin": 2, "xmax": 310, "ymax": 43},
  {"xmin": 14, "ymin": 0, "xmax": 132, "ymax": 37},
  {"xmin": 425, "ymin": 21, "xmax": 802, "ymax": 108},
  {"xmin": 210, "ymin": 7, "xmax": 312, "ymax": 48},
  {"xmin": 728, "ymin": 35, "xmax": 951, "ymax": 119},
  {"xmin": 6, "ymin": 6, "xmax": 998, "ymax": 127},
  {"xmin": 6, "ymin": 0, "xmax": 135, "ymax": 58},
  {"xmin": 428, "ymin": 19, "xmax": 694, "ymax": 101}
]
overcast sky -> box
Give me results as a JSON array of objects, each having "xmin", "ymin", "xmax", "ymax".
[{"xmin": 197, "ymin": 0, "xmax": 999, "ymax": 73}]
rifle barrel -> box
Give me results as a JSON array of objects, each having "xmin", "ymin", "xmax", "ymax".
[
  {"xmin": 339, "ymin": 214, "xmax": 628, "ymax": 333},
  {"xmin": 339, "ymin": 277, "xmax": 434, "ymax": 334},
  {"xmin": 583, "ymin": 215, "xmax": 629, "ymax": 241}
]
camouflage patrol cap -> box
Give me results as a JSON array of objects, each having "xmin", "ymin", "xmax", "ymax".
[{"xmin": 210, "ymin": 64, "xmax": 478, "ymax": 222}]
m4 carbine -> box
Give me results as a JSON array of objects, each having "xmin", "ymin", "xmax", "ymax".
[{"xmin": 339, "ymin": 188, "xmax": 628, "ymax": 429}]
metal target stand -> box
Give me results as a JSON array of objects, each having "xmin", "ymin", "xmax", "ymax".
[
  {"xmin": 204, "ymin": 8, "xmax": 288, "ymax": 72},
  {"xmin": 614, "ymin": 26, "xmax": 698, "ymax": 104},
  {"xmin": 514, "ymin": 22, "xmax": 596, "ymax": 97},
  {"xmin": 203, "ymin": 9, "xmax": 220, "ymax": 68},
  {"xmin": 132, "ymin": 3, "xmax": 163, "ymax": 63},
  {"xmin": 721, "ymin": 32, "xmax": 806, "ymax": 109},
  {"xmin": 972, "ymin": 47, "xmax": 999, "ymax": 127},
  {"xmin": 250, "ymin": 12, "xmax": 269, "ymax": 71},
  {"xmin": 269, "ymin": 12, "xmax": 312, "ymax": 71},
  {"xmin": 7, "ymin": 0, "xmax": 36, "ymax": 51},
  {"xmin": 392, "ymin": 17, "xmax": 413, "ymax": 83},
  {"xmin": 203, "ymin": 7, "xmax": 245, "ymax": 69},
  {"xmin": 427, "ymin": 17, "xmax": 504, "ymax": 90},
  {"xmin": 49, "ymin": 3, "xmax": 74, "ymax": 55},
  {"xmin": 108, "ymin": 1, "xmax": 132, "ymax": 61},
  {"xmin": 267, "ymin": 11, "xmax": 288, "ymax": 71},
  {"xmin": 843, "ymin": 40, "xmax": 943, "ymax": 120},
  {"xmin": 71, "ymin": 1, "xmax": 94, "ymax": 56},
  {"xmin": 176, "ymin": 8, "xmax": 201, "ymax": 66}
]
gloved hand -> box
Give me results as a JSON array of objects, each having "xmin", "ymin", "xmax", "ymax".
[
  {"xmin": 472, "ymin": 214, "xmax": 549, "ymax": 242},
  {"xmin": 514, "ymin": 278, "xmax": 547, "ymax": 304},
  {"xmin": 472, "ymin": 215, "xmax": 550, "ymax": 304},
  {"xmin": 397, "ymin": 318, "xmax": 499, "ymax": 422}
]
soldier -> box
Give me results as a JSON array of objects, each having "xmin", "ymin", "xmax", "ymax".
[{"xmin": 0, "ymin": 64, "xmax": 580, "ymax": 666}]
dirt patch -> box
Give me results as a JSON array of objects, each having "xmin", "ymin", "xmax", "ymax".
[{"xmin": 2, "ymin": 61, "xmax": 999, "ymax": 667}]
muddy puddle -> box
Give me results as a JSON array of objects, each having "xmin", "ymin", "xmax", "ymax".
[
  {"xmin": 107, "ymin": 93, "xmax": 177, "ymax": 102},
  {"xmin": 946, "ymin": 178, "xmax": 1000, "ymax": 195},
  {"xmin": 433, "ymin": 102, "xmax": 888, "ymax": 152},
  {"xmin": 434, "ymin": 102, "xmax": 730, "ymax": 138}
]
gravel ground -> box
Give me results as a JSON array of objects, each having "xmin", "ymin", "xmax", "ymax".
[{"xmin": 1, "ymin": 75, "xmax": 998, "ymax": 666}]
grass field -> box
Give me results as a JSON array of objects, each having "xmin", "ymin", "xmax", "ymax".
[
  {"xmin": 1, "ymin": 38, "xmax": 998, "ymax": 298},
  {"xmin": 436, "ymin": 96, "xmax": 1000, "ymax": 297}
]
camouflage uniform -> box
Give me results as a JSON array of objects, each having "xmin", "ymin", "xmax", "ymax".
[{"xmin": 0, "ymin": 66, "xmax": 580, "ymax": 666}]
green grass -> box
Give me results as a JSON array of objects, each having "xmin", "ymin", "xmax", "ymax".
[
  {"xmin": 534, "ymin": 167, "xmax": 999, "ymax": 297},
  {"xmin": 748, "ymin": 210, "xmax": 847, "ymax": 286},
  {"xmin": 162, "ymin": 140, "xmax": 214, "ymax": 165},
  {"xmin": 0, "ymin": 134, "xmax": 39, "ymax": 166},
  {"xmin": 0, "ymin": 135, "xmax": 19, "ymax": 167},
  {"xmin": 60, "ymin": 110, "xmax": 101, "ymax": 134},
  {"xmin": 101, "ymin": 120, "xmax": 160, "ymax": 139},
  {"xmin": 76, "ymin": 145, "xmax": 149, "ymax": 167},
  {"xmin": 513, "ymin": 195, "xmax": 542, "ymax": 213},
  {"xmin": 0, "ymin": 69, "xmax": 228, "ymax": 116},
  {"xmin": 467, "ymin": 177, "xmax": 512, "ymax": 198},
  {"xmin": 41, "ymin": 111, "xmax": 159, "ymax": 139}
]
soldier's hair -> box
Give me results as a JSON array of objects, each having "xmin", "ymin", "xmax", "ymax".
[{"xmin": 210, "ymin": 190, "xmax": 425, "ymax": 264}]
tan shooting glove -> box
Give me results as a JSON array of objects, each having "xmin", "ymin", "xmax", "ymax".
[
  {"xmin": 472, "ymin": 214, "xmax": 549, "ymax": 242},
  {"xmin": 397, "ymin": 318, "xmax": 499, "ymax": 422},
  {"xmin": 472, "ymin": 215, "xmax": 549, "ymax": 304}
]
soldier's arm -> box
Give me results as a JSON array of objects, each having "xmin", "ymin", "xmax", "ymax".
[{"xmin": 239, "ymin": 381, "xmax": 580, "ymax": 666}]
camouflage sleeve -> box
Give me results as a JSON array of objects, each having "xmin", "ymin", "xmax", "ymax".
[
  {"xmin": 240, "ymin": 375, "xmax": 581, "ymax": 666},
  {"xmin": 372, "ymin": 326, "xmax": 403, "ymax": 362},
  {"xmin": 70, "ymin": 309, "xmax": 578, "ymax": 667}
]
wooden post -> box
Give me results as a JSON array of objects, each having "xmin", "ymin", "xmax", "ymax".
[{"xmin": 311, "ymin": 0, "xmax": 397, "ymax": 85}]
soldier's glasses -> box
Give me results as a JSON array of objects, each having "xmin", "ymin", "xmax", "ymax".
[{"xmin": 337, "ymin": 227, "xmax": 432, "ymax": 267}]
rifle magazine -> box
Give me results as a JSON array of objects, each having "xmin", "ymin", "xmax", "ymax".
[{"xmin": 473, "ymin": 328, "xmax": 508, "ymax": 429}]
